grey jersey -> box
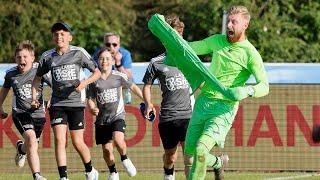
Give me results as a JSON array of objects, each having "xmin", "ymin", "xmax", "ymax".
[
  {"xmin": 37, "ymin": 45, "xmax": 97, "ymax": 107},
  {"xmin": 87, "ymin": 71, "xmax": 132, "ymax": 125},
  {"xmin": 3, "ymin": 62, "xmax": 52, "ymax": 118},
  {"xmin": 143, "ymin": 53, "xmax": 192, "ymax": 122}
]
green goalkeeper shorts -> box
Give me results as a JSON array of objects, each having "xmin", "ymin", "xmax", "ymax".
[{"xmin": 184, "ymin": 94, "xmax": 238, "ymax": 156}]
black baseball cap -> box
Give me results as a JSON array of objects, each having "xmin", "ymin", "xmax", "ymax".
[{"xmin": 51, "ymin": 22, "xmax": 72, "ymax": 33}]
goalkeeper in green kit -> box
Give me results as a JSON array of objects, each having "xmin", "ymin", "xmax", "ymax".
[
  {"xmin": 147, "ymin": 5, "xmax": 269, "ymax": 180},
  {"xmin": 183, "ymin": 6, "xmax": 269, "ymax": 180}
]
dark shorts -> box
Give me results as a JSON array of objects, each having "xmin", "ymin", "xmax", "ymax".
[
  {"xmin": 95, "ymin": 119, "xmax": 126, "ymax": 145},
  {"xmin": 13, "ymin": 112, "xmax": 46, "ymax": 138},
  {"xmin": 158, "ymin": 118, "xmax": 190, "ymax": 149},
  {"xmin": 49, "ymin": 106, "xmax": 85, "ymax": 130}
]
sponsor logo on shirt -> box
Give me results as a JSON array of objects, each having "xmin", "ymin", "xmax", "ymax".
[
  {"xmin": 22, "ymin": 124, "xmax": 34, "ymax": 129},
  {"xmin": 52, "ymin": 64, "xmax": 77, "ymax": 82},
  {"xmin": 97, "ymin": 88, "xmax": 118, "ymax": 104},
  {"xmin": 17, "ymin": 83, "xmax": 32, "ymax": 100},
  {"xmin": 51, "ymin": 117, "xmax": 63, "ymax": 125},
  {"xmin": 165, "ymin": 74, "xmax": 189, "ymax": 91}
]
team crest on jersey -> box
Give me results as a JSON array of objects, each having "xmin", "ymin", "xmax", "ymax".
[
  {"xmin": 97, "ymin": 88, "xmax": 118, "ymax": 104},
  {"xmin": 52, "ymin": 64, "xmax": 77, "ymax": 81},
  {"xmin": 165, "ymin": 74, "xmax": 189, "ymax": 91},
  {"xmin": 17, "ymin": 83, "xmax": 32, "ymax": 100}
]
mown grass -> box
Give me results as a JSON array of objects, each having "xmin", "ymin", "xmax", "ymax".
[{"xmin": 0, "ymin": 171, "xmax": 319, "ymax": 180}]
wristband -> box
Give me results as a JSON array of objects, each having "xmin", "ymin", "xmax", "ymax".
[{"xmin": 247, "ymin": 86, "xmax": 255, "ymax": 97}]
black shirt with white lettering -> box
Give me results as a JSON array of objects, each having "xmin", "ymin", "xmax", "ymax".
[
  {"xmin": 37, "ymin": 45, "xmax": 97, "ymax": 107},
  {"xmin": 143, "ymin": 53, "xmax": 192, "ymax": 122},
  {"xmin": 3, "ymin": 62, "xmax": 51, "ymax": 118},
  {"xmin": 87, "ymin": 71, "xmax": 132, "ymax": 125}
]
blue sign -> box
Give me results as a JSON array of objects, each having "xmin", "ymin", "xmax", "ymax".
[{"xmin": 1, "ymin": 63, "xmax": 320, "ymax": 86}]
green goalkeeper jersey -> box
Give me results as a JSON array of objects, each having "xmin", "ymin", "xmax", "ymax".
[{"xmin": 190, "ymin": 34, "xmax": 269, "ymax": 101}]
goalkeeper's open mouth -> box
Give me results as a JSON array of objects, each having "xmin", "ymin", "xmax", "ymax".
[{"xmin": 227, "ymin": 29, "xmax": 235, "ymax": 37}]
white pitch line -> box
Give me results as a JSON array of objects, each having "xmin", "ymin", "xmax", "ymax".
[{"xmin": 264, "ymin": 173, "xmax": 320, "ymax": 180}]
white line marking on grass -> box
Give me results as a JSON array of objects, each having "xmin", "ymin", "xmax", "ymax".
[{"xmin": 265, "ymin": 173, "xmax": 320, "ymax": 180}]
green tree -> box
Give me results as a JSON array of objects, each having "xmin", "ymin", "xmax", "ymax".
[
  {"xmin": 0, "ymin": 0, "xmax": 319, "ymax": 63},
  {"xmin": 0, "ymin": 0, "xmax": 135, "ymax": 62},
  {"xmin": 131, "ymin": 0, "xmax": 320, "ymax": 62}
]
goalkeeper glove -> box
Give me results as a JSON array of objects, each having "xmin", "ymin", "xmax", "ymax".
[{"xmin": 226, "ymin": 86, "xmax": 255, "ymax": 101}]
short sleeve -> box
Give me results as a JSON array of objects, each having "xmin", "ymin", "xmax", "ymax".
[
  {"xmin": 120, "ymin": 48, "xmax": 132, "ymax": 69},
  {"xmin": 3, "ymin": 72, "xmax": 12, "ymax": 88},
  {"xmin": 36, "ymin": 57, "xmax": 50, "ymax": 77},
  {"xmin": 120, "ymin": 73, "xmax": 133, "ymax": 88},
  {"xmin": 80, "ymin": 47, "xmax": 98, "ymax": 72},
  {"xmin": 142, "ymin": 62, "xmax": 157, "ymax": 85}
]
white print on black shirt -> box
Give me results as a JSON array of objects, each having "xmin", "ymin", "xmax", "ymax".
[
  {"xmin": 53, "ymin": 64, "xmax": 77, "ymax": 81},
  {"xmin": 17, "ymin": 83, "xmax": 32, "ymax": 100},
  {"xmin": 165, "ymin": 74, "xmax": 189, "ymax": 91},
  {"xmin": 97, "ymin": 88, "xmax": 118, "ymax": 104}
]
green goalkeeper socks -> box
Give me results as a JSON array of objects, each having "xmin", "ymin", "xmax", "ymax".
[
  {"xmin": 188, "ymin": 134, "xmax": 221, "ymax": 180},
  {"xmin": 211, "ymin": 155, "xmax": 222, "ymax": 169},
  {"xmin": 189, "ymin": 142, "xmax": 208, "ymax": 180}
]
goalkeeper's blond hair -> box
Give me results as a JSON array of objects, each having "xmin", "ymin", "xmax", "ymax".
[{"xmin": 228, "ymin": 6, "xmax": 251, "ymax": 23}]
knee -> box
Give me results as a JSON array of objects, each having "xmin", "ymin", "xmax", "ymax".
[
  {"xmin": 114, "ymin": 140, "xmax": 125, "ymax": 148},
  {"xmin": 102, "ymin": 145, "xmax": 114, "ymax": 161},
  {"xmin": 102, "ymin": 146, "xmax": 113, "ymax": 156},
  {"xmin": 71, "ymin": 135, "xmax": 86, "ymax": 147},
  {"xmin": 24, "ymin": 132, "xmax": 37, "ymax": 148},
  {"xmin": 54, "ymin": 135, "xmax": 66, "ymax": 146},
  {"xmin": 71, "ymin": 138, "xmax": 79, "ymax": 147},
  {"xmin": 195, "ymin": 144, "xmax": 208, "ymax": 163},
  {"xmin": 25, "ymin": 139, "xmax": 38, "ymax": 150}
]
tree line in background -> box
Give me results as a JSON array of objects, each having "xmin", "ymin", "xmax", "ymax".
[{"xmin": 0, "ymin": 0, "xmax": 319, "ymax": 63}]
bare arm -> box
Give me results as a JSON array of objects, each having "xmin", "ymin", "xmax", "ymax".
[
  {"xmin": 0, "ymin": 87, "xmax": 10, "ymax": 116},
  {"xmin": 76, "ymin": 68, "xmax": 101, "ymax": 92},
  {"xmin": 130, "ymin": 83, "xmax": 143, "ymax": 101},
  {"xmin": 31, "ymin": 75, "xmax": 42, "ymax": 108},
  {"xmin": 87, "ymin": 98, "xmax": 99, "ymax": 116},
  {"xmin": 142, "ymin": 84, "xmax": 156, "ymax": 119}
]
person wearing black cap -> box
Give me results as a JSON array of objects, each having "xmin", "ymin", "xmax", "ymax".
[{"xmin": 31, "ymin": 22, "xmax": 101, "ymax": 180}]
